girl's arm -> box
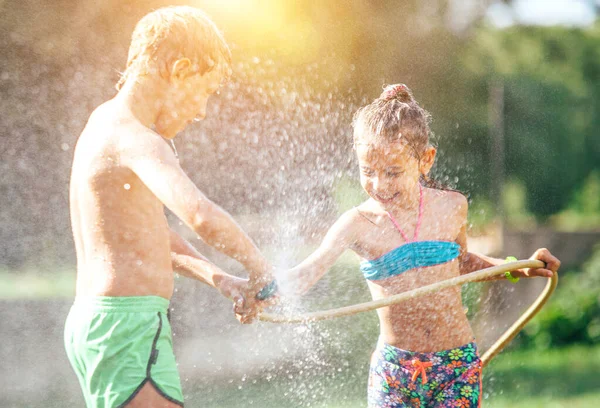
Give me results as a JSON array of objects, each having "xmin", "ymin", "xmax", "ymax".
[
  {"xmin": 456, "ymin": 222, "xmax": 501, "ymax": 278},
  {"xmin": 456, "ymin": 198, "xmax": 510, "ymax": 281},
  {"xmin": 280, "ymin": 210, "xmax": 358, "ymax": 296},
  {"xmin": 457, "ymin": 223, "xmax": 560, "ymax": 279}
]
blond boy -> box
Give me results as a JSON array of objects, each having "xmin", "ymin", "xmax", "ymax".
[{"xmin": 64, "ymin": 7, "xmax": 272, "ymax": 407}]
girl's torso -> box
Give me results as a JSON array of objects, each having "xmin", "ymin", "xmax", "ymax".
[{"xmin": 351, "ymin": 187, "xmax": 473, "ymax": 352}]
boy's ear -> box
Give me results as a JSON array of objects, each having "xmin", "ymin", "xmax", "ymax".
[
  {"xmin": 420, "ymin": 146, "xmax": 436, "ymax": 175},
  {"xmin": 170, "ymin": 58, "xmax": 192, "ymax": 81}
]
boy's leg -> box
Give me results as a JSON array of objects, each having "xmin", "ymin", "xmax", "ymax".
[
  {"xmin": 64, "ymin": 306, "xmax": 93, "ymax": 406},
  {"xmin": 126, "ymin": 383, "xmax": 184, "ymax": 408},
  {"xmin": 65, "ymin": 297, "xmax": 184, "ymax": 408}
]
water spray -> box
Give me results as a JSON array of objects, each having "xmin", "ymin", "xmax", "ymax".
[{"xmin": 257, "ymin": 259, "xmax": 557, "ymax": 367}]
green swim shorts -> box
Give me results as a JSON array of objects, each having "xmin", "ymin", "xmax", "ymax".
[{"xmin": 64, "ymin": 296, "xmax": 184, "ymax": 407}]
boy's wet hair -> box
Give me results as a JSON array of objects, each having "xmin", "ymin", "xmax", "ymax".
[
  {"xmin": 116, "ymin": 6, "xmax": 232, "ymax": 90},
  {"xmin": 352, "ymin": 83, "xmax": 432, "ymax": 160}
]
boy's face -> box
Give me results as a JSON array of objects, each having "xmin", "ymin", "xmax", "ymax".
[{"xmin": 156, "ymin": 67, "xmax": 223, "ymax": 139}]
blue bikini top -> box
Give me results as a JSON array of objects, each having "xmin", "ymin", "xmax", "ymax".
[
  {"xmin": 360, "ymin": 240, "xmax": 460, "ymax": 281},
  {"xmin": 359, "ymin": 185, "xmax": 460, "ymax": 281}
]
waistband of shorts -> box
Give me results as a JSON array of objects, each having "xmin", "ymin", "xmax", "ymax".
[
  {"xmin": 375, "ymin": 339, "xmax": 479, "ymax": 362},
  {"xmin": 72, "ymin": 296, "xmax": 170, "ymax": 313}
]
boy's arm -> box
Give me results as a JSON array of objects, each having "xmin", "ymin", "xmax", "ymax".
[
  {"xmin": 120, "ymin": 130, "xmax": 272, "ymax": 290},
  {"xmin": 169, "ymin": 229, "xmax": 246, "ymax": 300},
  {"xmin": 169, "ymin": 228, "xmax": 208, "ymax": 262},
  {"xmin": 171, "ymin": 252, "xmax": 247, "ymax": 301},
  {"xmin": 280, "ymin": 210, "xmax": 356, "ymax": 296}
]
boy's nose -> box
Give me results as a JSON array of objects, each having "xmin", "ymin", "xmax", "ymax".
[
  {"xmin": 196, "ymin": 99, "xmax": 208, "ymax": 120},
  {"xmin": 195, "ymin": 107, "xmax": 207, "ymax": 121}
]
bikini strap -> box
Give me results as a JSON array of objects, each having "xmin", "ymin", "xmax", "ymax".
[{"xmin": 386, "ymin": 184, "xmax": 423, "ymax": 243}]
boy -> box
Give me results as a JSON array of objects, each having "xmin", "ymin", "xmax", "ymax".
[{"xmin": 65, "ymin": 6, "xmax": 272, "ymax": 407}]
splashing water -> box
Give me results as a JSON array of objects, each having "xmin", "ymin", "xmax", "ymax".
[{"xmin": 1, "ymin": 43, "xmax": 511, "ymax": 407}]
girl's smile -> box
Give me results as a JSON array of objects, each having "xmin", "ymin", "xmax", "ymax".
[
  {"xmin": 355, "ymin": 142, "xmax": 422, "ymax": 207},
  {"xmin": 374, "ymin": 191, "xmax": 400, "ymax": 203}
]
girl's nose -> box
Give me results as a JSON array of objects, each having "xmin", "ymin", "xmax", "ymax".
[
  {"xmin": 372, "ymin": 176, "xmax": 386, "ymax": 191},
  {"xmin": 370, "ymin": 176, "xmax": 379, "ymax": 191}
]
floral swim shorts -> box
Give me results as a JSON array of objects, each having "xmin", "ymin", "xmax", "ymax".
[{"xmin": 368, "ymin": 341, "xmax": 482, "ymax": 408}]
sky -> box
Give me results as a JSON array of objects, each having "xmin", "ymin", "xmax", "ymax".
[{"xmin": 486, "ymin": 0, "xmax": 597, "ymax": 28}]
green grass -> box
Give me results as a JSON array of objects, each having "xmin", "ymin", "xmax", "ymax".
[
  {"xmin": 0, "ymin": 267, "xmax": 75, "ymax": 299},
  {"xmin": 181, "ymin": 344, "xmax": 600, "ymax": 407},
  {"xmin": 2, "ymin": 262, "xmax": 599, "ymax": 407},
  {"xmin": 484, "ymin": 345, "xmax": 600, "ymax": 407}
]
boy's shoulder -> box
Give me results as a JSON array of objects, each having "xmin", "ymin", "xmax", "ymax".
[
  {"xmin": 93, "ymin": 101, "xmax": 173, "ymax": 156},
  {"xmin": 76, "ymin": 102, "xmax": 176, "ymax": 171}
]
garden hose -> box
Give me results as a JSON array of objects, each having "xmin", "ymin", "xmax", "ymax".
[{"xmin": 258, "ymin": 260, "xmax": 558, "ymax": 367}]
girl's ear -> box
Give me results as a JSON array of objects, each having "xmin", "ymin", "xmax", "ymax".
[
  {"xmin": 170, "ymin": 58, "xmax": 192, "ymax": 81},
  {"xmin": 419, "ymin": 146, "xmax": 436, "ymax": 175}
]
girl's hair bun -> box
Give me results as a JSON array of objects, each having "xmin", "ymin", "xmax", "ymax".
[{"xmin": 380, "ymin": 84, "xmax": 413, "ymax": 103}]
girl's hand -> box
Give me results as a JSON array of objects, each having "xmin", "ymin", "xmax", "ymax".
[{"xmin": 511, "ymin": 248, "xmax": 561, "ymax": 279}]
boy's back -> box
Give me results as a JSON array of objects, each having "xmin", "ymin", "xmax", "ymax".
[{"xmin": 70, "ymin": 101, "xmax": 175, "ymax": 299}]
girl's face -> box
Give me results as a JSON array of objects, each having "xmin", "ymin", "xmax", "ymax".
[{"xmin": 356, "ymin": 141, "xmax": 422, "ymax": 205}]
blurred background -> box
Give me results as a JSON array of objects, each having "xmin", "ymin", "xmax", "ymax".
[{"xmin": 1, "ymin": 0, "xmax": 599, "ymax": 407}]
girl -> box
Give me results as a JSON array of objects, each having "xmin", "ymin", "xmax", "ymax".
[{"xmin": 280, "ymin": 84, "xmax": 560, "ymax": 408}]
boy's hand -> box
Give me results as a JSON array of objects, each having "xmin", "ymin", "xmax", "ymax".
[
  {"xmin": 216, "ymin": 276, "xmax": 267, "ymax": 323},
  {"xmin": 216, "ymin": 275, "xmax": 248, "ymax": 302},
  {"xmin": 233, "ymin": 281, "xmax": 279, "ymax": 324},
  {"xmin": 233, "ymin": 295, "xmax": 260, "ymax": 324},
  {"xmin": 510, "ymin": 248, "xmax": 561, "ymax": 279}
]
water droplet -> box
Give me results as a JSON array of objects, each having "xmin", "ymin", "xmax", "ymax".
[{"xmin": 124, "ymin": 183, "xmax": 131, "ymax": 190}]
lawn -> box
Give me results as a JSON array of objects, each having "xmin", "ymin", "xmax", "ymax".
[
  {"xmin": 3, "ymin": 256, "xmax": 599, "ymax": 407},
  {"xmin": 178, "ymin": 344, "xmax": 600, "ymax": 407},
  {"xmin": 483, "ymin": 345, "xmax": 600, "ymax": 407}
]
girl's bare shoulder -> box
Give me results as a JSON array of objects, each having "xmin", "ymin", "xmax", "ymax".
[
  {"xmin": 424, "ymin": 188, "xmax": 468, "ymax": 217},
  {"xmin": 353, "ymin": 199, "xmax": 389, "ymax": 226}
]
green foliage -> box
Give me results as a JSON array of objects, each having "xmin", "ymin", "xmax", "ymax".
[
  {"xmin": 551, "ymin": 171, "xmax": 600, "ymax": 231},
  {"xmin": 466, "ymin": 197, "xmax": 497, "ymax": 233},
  {"xmin": 518, "ymin": 246, "xmax": 600, "ymax": 348},
  {"xmin": 502, "ymin": 179, "xmax": 537, "ymax": 229},
  {"xmin": 458, "ymin": 24, "xmax": 600, "ymax": 219}
]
